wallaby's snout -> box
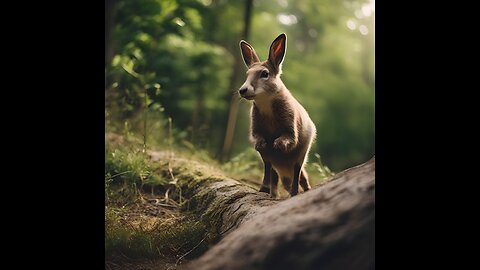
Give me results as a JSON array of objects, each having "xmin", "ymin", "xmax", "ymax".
[
  {"xmin": 238, "ymin": 86, "xmax": 247, "ymax": 96},
  {"xmin": 238, "ymin": 83, "xmax": 255, "ymax": 100}
]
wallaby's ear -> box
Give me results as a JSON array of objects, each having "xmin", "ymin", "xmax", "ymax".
[
  {"xmin": 268, "ymin": 33, "xmax": 287, "ymax": 74},
  {"xmin": 240, "ymin": 40, "xmax": 260, "ymax": 68}
]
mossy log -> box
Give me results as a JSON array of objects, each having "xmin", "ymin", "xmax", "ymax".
[
  {"xmin": 150, "ymin": 151, "xmax": 279, "ymax": 237},
  {"xmin": 151, "ymin": 151, "xmax": 375, "ymax": 270}
]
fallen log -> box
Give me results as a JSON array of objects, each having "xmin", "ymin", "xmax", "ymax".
[{"xmin": 152, "ymin": 151, "xmax": 375, "ymax": 270}]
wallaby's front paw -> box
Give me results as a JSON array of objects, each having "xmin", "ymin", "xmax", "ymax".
[
  {"xmin": 273, "ymin": 138, "xmax": 294, "ymax": 153},
  {"xmin": 254, "ymin": 139, "xmax": 267, "ymax": 151}
]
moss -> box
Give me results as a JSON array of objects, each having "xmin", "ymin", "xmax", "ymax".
[
  {"xmin": 171, "ymin": 170, "xmax": 253, "ymax": 237},
  {"xmin": 202, "ymin": 190, "xmax": 253, "ymax": 232},
  {"xmin": 169, "ymin": 159, "xmax": 228, "ymax": 204}
]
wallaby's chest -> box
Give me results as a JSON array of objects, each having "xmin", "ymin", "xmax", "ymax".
[
  {"xmin": 252, "ymin": 103, "xmax": 292, "ymax": 142},
  {"xmin": 257, "ymin": 113, "xmax": 280, "ymax": 135}
]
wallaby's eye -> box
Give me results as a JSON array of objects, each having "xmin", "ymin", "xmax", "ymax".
[{"xmin": 260, "ymin": 70, "xmax": 269, "ymax": 78}]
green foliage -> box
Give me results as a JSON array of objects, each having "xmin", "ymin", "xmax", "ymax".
[{"xmin": 106, "ymin": 0, "xmax": 233, "ymax": 149}]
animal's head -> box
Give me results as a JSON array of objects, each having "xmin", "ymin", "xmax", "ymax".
[{"xmin": 238, "ymin": 33, "xmax": 287, "ymax": 100}]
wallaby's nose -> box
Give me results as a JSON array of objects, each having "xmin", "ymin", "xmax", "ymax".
[{"xmin": 239, "ymin": 87, "xmax": 248, "ymax": 96}]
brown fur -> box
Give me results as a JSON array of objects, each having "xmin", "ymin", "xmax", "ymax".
[{"xmin": 239, "ymin": 33, "xmax": 317, "ymax": 197}]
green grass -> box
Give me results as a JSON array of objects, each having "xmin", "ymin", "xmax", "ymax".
[
  {"xmin": 105, "ymin": 206, "xmax": 211, "ymax": 260},
  {"xmin": 307, "ymin": 153, "xmax": 335, "ymax": 186},
  {"xmin": 221, "ymin": 147, "xmax": 264, "ymax": 180},
  {"xmin": 105, "ymin": 133, "xmax": 217, "ymax": 261},
  {"xmin": 105, "ymin": 143, "xmax": 170, "ymax": 206}
]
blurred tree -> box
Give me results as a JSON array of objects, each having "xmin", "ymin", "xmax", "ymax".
[{"xmin": 220, "ymin": 0, "xmax": 254, "ymax": 161}]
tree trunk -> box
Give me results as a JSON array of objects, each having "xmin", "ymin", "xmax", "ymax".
[
  {"xmin": 219, "ymin": 0, "xmax": 254, "ymax": 161},
  {"xmin": 149, "ymin": 151, "xmax": 375, "ymax": 270}
]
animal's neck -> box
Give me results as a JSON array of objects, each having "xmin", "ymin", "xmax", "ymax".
[
  {"xmin": 253, "ymin": 84, "xmax": 290, "ymax": 117},
  {"xmin": 253, "ymin": 96, "xmax": 274, "ymax": 117}
]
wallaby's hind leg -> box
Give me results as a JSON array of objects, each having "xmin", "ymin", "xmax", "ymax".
[
  {"xmin": 281, "ymin": 176, "xmax": 292, "ymax": 194},
  {"xmin": 259, "ymin": 161, "xmax": 271, "ymax": 194},
  {"xmin": 270, "ymin": 169, "xmax": 279, "ymax": 198},
  {"xmin": 290, "ymin": 163, "xmax": 302, "ymax": 196},
  {"xmin": 299, "ymin": 167, "xmax": 311, "ymax": 192}
]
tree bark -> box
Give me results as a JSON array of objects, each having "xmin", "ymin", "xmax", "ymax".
[
  {"xmin": 149, "ymin": 151, "xmax": 375, "ymax": 270},
  {"xmin": 219, "ymin": 0, "xmax": 254, "ymax": 161}
]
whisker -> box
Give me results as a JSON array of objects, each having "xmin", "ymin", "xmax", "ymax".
[{"xmin": 239, "ymin": 97, "xmax": 248, "ymax": 104}]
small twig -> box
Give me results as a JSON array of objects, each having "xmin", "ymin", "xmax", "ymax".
[
  {"xmin": 146, "ymin": 200, "xmax": 177, "ymax": 208},
  {"xmin": 166, "ymin": 117, "xmax": 178, "ymax": 202},
  {"xmin": 159, "ymin": 197, "xmax": 180, "ymax": 207},
  {"xmin": 165, "ymin": 187, "xmax": 170, "ymax": 204},
  {"xmin": 157, "ymin": 203, "xmax": 177, "ymax": 208},
  {"xmin": 155, "ymin": 203, "xmax": 177, "ymax": 208},
  {"xmin": 110, "ymin": 171, "xmax": 132, "ymax": 179},
  {"xmin": 175, "ymin": 237, "xmax": 206, "ymax": 266},
  {"xmin": 168, "ymin": 167, "xmax": 176, "ymax": 184}
]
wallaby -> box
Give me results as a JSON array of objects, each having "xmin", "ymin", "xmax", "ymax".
[{"xmin": 238, "ymin": 33, "xmax": 317, "ymax": 198}]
